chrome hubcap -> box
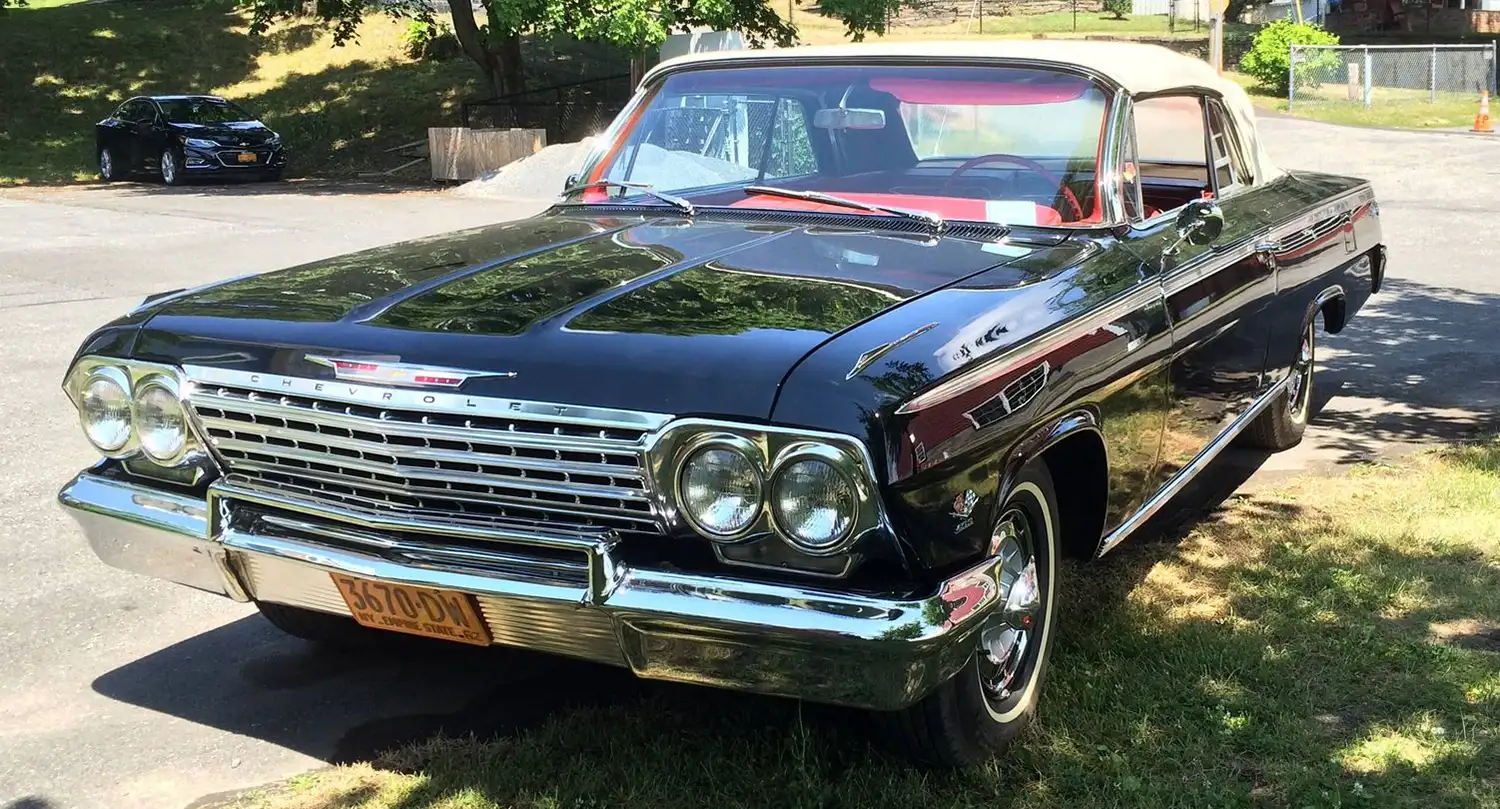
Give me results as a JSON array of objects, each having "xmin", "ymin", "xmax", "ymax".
[
  {"xmin": 1287, "ymin": 326, "xmax": 1314, "ymax": 419},
  {"xmin": 100, "ymin": 151, "xmax": 112, "ymax": 177},
  {"xmin": 978, "ymin": 510, "xmax": 1041, "ymax": 700},
  {"xmin": 162, "ymin": 154, "xmax": 175, "ymax": 182}
]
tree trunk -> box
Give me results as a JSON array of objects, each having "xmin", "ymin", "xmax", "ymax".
[
  {"xmin": 447, "ymin": 1, "xmax": 525, "ymax": 97},
  {"xmin": 1224, "ymin": 0, "xmax": 1258, "ymax": 23},
  {"xmin": 496, "ymin": 34, "xmax": 526, "ymax": 95},
  {"xmin": 447, "ymin": 0, "xmax": 500, "ymax": 96}
]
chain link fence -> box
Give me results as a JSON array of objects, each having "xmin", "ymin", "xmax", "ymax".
[
  {"xmin": 1289, "ymin": 43, "xmax": 1497, "ymax": 114},
  {"xmin": 460, "ymin": 74, "xmax": 634, "ymax": 144}
]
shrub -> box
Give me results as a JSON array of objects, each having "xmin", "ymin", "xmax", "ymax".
[
  {"xmin": 1240, "ymin": 18, "xmax": 1341, "ymax": 94},
  {"xmin": 401, "ymin": 19, "xmax": 459, "ymax": 61},
  {"xmin": 1102, "ymin": 0, "xmax": 1130, "ymax": 19}
]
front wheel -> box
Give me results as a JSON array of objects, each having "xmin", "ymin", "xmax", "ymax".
[
  {"xmin": 873, "ymin": 461, "xmax": 1061, "ymax": 767},
  {"xmin": 159, "ymin": 149, "xmax": 183, "ymax": 186},
  {"xmin": 1241, "ymin": 317, "xmax": 1316, "ymax": 451},
  {"xmin": 256, "ymin": 601, "xmax": 390, "ymax": 651}
]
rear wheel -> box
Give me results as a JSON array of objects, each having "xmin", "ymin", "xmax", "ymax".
[
  {"xmin": 160, "ymin": 149, "xmax": 183, "ymax": 186},
  {"xmin": 98, "ymin": 147, "xmax": 120, "ymax": 181},
  {"xmin": 873, "ymin": 461, "xmax": 1060, "ymax": 767},
  {"xmin": 1242, "ymin": 317, "xmax": 1316, "ymax": 451}
]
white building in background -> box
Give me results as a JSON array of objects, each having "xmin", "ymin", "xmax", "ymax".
[
  {"xmin": 1129, "ymin": 0, "xmax": 1325, "ymax": 24},
  {"xmin": 1130, "ymin": 0, "xmax": 1214, "ymax": 21}
]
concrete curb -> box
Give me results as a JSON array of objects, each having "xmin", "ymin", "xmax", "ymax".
[{"xmin": 1252, "ymin": 103, "xmax": 1500, "ymax": 139}]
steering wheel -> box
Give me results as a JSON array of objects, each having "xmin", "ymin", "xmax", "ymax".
[{"xmin": 941, "ymin": 153, "xmax": 1086, "ymax": 222}]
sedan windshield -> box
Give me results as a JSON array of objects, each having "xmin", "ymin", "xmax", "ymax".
[
  {"xmin": 569, "ymin": 64, "xmax": 1111, "ymax": 227},
  {"xmin": 158, "ymin": 98, "xmax": 255, "ymax": 125}
]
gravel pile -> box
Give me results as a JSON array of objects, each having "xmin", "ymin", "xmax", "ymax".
[
  {"xmin": 451, "ymin": 139, "xmax": 596, "ymax": 200},
  {"xmin": 453, "ymin": 141, "xmax": 758, "ymax": 201}
]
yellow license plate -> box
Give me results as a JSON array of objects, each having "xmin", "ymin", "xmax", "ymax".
[
  {"xmin": 237, "ymin": 152, "xmax": 257, "ymax": 163},
  {"xmin": 330, "ymin": 573, "xmax": 491, "ymax": 646}
]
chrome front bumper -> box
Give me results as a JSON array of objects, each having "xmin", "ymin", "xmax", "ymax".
[{"xmin": 58, "ymin": 469, "xmax": 1004, "ymax": 711}]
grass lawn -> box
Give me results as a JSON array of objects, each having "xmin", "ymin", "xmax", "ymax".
[
  {"xmin": 7, "ymin": 0, "xmax": 91, "ymax": 9},
  {"xmin": 207, "ymin": 440, "xmax": 1500, "ymax": 809},
  {"xmin": 784, "ymin": 0, "xmax": 1246, "ymax": 43},
  {"xmin": 1226, "ymin": 71, "xmax": 1483, "ymax": 130},
  {"xmin": 0, "ymin": 0, "xmax": 624, "ymax": 184}
]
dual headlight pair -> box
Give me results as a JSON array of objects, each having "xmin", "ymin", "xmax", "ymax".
[
  {"xmin": 64, "ymin": 359, "xmax": 198, "ymax": 468},
  {"xmin": 671, "ymin": 432, "xmax": 877, "ymax": 556}
]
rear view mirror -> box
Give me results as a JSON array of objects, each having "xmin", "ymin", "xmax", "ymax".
[{"xmin": 813, "ymin": 108, "xmax": 887, "ymax": 131}]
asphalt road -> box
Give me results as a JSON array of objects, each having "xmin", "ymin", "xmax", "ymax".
[{"xmin": 2, "ymin": 118, "xmax": 1498, "ymax": 809}]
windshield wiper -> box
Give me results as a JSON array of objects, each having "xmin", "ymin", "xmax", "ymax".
[
  {"xmin": 560, "ymin": 180, "xmax": 696, "ymax": 216},
  {"xmin": 743, "ymin": 186, "xmax": 946, "ymax": 233}
]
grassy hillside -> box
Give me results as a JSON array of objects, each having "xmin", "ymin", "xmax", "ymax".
[{"xmin": 0, "ymin": 0, "xmax": 623, "ymax": 184}]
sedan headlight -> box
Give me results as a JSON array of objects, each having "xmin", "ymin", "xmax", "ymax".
[
  {"xmin": 79, "ymin": 367, "xmax": 132, "ymax": 453},
  {"xmin": 770, "ymin": 450, "xmax": 857, "ymax": 553},
  {"xmin": 63, "ymin": 357, "xmax": 212, "ymax": 480},
  {"xmin": 661, "ymin": 424, "xmax": 882, "ymax": 563},
  {"xmin": 677, "ymin": 439, "xmax": 763, "ymax": 538},
  {"xmin": 132, "ymin": 376, "xmax": 188, "ymax": 464},
  {"xmin": 184, "ymin": 137, "xmax": 218, "ymax": 149}
]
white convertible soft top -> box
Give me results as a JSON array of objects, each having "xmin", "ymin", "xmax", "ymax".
[{"xmin": 646, "ymin": 39, "xmax": 1282, "ymax": 184}]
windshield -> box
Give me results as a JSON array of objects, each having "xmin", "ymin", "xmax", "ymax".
[
  {"xmin": 158, "ymin": 98, "xmax": 255, "ymax": 125},
  {"xmin": 570, "ymin": 64, "xmax": 1112, "ymax": 227}
]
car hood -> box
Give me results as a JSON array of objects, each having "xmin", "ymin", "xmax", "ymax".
[
  {"xmin": 168, "ymin": 120, "xmax": 276, "ymax": 144},
  {"xmin": 131, "ymin": 211, "xmax": 1060, "ymax": 419}
]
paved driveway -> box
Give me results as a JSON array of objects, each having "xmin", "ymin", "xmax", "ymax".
[{"xmin": 1, "ymin": 120, "xmax": 1498, "ymax": 809}]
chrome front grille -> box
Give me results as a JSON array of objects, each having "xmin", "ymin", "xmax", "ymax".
[{"xmin": 184, "ymin": 369, "xmax": 673, "ymax": 538}]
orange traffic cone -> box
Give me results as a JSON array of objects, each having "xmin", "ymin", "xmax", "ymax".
[{"xmin": 1473, "ymin": 90, "xmax": 1493, "ymax": 134}]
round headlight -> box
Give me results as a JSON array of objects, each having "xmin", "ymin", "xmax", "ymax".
[
  {"xmin": 678, "ymin": 445, "xmax": 763, "ymax": 537},
  {"xmin": 771, "ymin": 457, "xmax": 857, "ymax": 552},
  {"xmin": 133, "ymin": 379, "xmax": 188, "ymax": 463},
  {"xmin": 80, "ymin": 371, "xmax": 132, "ymax": 453}
]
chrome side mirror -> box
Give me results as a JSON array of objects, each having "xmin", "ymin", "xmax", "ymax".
[{"xmin": 1175, "ymin": 199, "xmax": 1224, "ymax": 246}]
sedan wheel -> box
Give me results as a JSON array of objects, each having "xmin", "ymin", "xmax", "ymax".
[
  {"xmin": 160, "ymin": 149, "xmax": 183, "ymax": 186},
  {"xmin": 98, "ymin": 147, "xmax": 119, "ymax": 182},
  {"xmin": 874, "ymin": 461, "xmax": 1060, "ymax": 767},
  {"xmin": 1241, "ymin": 315, "xmax": 1317, "ymax": 451}
]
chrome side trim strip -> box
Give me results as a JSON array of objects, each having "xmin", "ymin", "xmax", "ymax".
[
  {"xmin": 896, "ymin": 282, "xmax": 1160, "ymax": 414},
  {"xmin": 1161, "ymin": 244, "xmax": 1250, "ymax": 298},
  {"xmin": 1096, "ymin": 374, "xmax": 1290, "ymax": 557}
]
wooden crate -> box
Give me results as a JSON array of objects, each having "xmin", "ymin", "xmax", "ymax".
[{"xmin": 428, "ymin": 127, "xmax": 546, "ymax": 182}]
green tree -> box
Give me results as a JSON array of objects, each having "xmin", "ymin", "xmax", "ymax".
[
  {"xmin": 240, "ymin": 0, "xmax": 912, "ymax": 98},
  {"xmin": 1239, "ymin": 18, "xmax": 1340, "ymax": 94}
]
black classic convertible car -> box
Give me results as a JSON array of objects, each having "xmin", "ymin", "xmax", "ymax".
[
  {"xmin": 59, "ymin": 42, "xmax": 1384, "ymax": 765},
  {"xmin": 95, "ymin": 94, "xmax": 288, "ymax": 185}
]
